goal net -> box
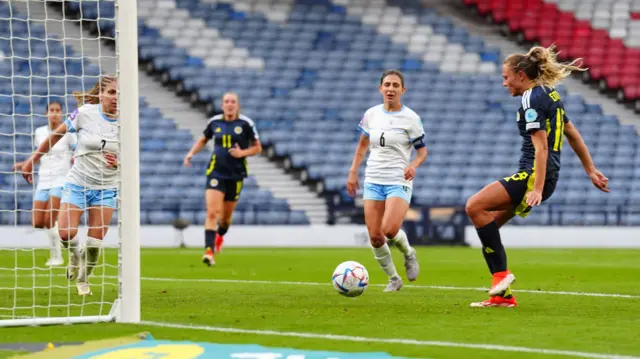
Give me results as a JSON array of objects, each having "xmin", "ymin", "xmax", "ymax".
[{"xmin": 0, "ymin": 0, "xmax": 139, "ymax": 327}]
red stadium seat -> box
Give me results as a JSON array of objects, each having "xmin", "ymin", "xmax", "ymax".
[{"xmin": 462, "ymin": 0, "xmax": 640, "ymax": 102}]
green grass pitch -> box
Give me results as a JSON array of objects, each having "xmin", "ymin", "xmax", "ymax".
[{"xmin": 0, "ymin": 247, "xmax": 639, "ymax": 359}]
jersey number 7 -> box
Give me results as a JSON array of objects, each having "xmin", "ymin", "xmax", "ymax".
[{"xmin": 101, "ymin": 140, "xmax": 106, "ymax": 149}]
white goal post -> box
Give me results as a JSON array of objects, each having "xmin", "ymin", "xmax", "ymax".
[{"xmin": 0, "ymin": 0, "xmax": 139, "ymax": 327}]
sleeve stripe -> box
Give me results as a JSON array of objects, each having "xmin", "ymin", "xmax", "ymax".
[
  {"xmin": 522, "ymin": 89, "xmax": 532, "ymax": 110},
  {"xmin": 357, "ymin": 125, "xmax": 369, "ymax": 137}
]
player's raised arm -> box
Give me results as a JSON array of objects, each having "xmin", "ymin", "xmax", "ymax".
[
  {"xmin": 20, "ymin": 122, "xmax": 69, "ymax": 184},
  {"xmin": 563, "ymin": 120, "xmax": 609, "ymax": 192}
]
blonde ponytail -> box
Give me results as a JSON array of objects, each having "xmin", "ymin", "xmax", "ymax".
[
  {"xmin": 504, "ymin": 45, "xmax": 586, "ymax": 88},
  {"xmin": 73, "ymin": 75, "xmax": 116, "ymax": 106}
]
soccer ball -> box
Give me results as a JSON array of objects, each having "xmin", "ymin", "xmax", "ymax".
[{"xmin": 332, "ymin": 261, "xmax": 369, "ymax": 297}]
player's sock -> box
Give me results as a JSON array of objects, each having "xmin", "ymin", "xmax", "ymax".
[
  {"xmin": 84, "ymin": 237, "xmax": 103, "ymax": 277},
  {"xmin": 372, "ymin": 243, "xmax": 399, "ymax": 279},
  {"xmin": 476, "ymin": 221, "xmax": 507, "ymax": 274},
  {"xmin": 387, "ymin": 229, "xmax": 413, "ymax": 256},
  {"xmin": 61, "ymin": 235, "xmax": 79, "ymax": 254},
  {"xmin": 62, "ymin": 235, "xmax": 81, "ymax": 281},
  {"xmin": 205, "ymin": 229, "xmax": 216, "ymax": 251},
  {"xmin": 218, "ymin": 225, "xmax": 229, "ymax": 236},
  {"xmin": 48, "ymin": 223, "xmax": 62, "ymax": 261}
]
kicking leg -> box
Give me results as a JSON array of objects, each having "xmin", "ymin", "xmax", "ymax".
[
  {"xmin": 466, "ymin": 181, "xmax": 517, "ymax": 307},
  {"xmin": 365, "ymin": 199, "xmax": 402, "ymax": 292}
]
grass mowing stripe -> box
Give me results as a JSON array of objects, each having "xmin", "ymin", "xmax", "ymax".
[
  {"xmin": 140, "ymin": 320, "xmax": 640, "ymax": 359},
  {"xmin": 140, "ymin": 277, "xmax": 640, "ymax": 299}
]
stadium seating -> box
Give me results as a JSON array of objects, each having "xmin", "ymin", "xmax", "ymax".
[
  {"xmin": 463, "ymin": 0, "xmax": 640, "ymax": 108},
  {"xmin": 0, "ymin": 2, "xmax": 309, "ymax": 226},
  {"xmin": 7, "ymin": 0, "xmax": 636, "ymax": 226}
]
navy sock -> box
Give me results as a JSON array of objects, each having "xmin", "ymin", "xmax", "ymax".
[
  {"xmin": 218, "ymin": 225, "xmax": 229, "ymax": 236},
  {"xmin": 476, "ymin": 221, "xmax": 507, "ymax": 274},
  {"xmin": 205, "ymin": 229, "xmax": 216, "ymax": 250}
]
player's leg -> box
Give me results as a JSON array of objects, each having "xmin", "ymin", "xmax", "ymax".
[
  {"xmin": 381, "ymin": 186, "xmax": 419, "ymax": 282},
  {"xmin": 32, "ymin": 190, "xmax": 54, "ymax": 265},
  {"xmin": 466, "ymin": 179, "xmax": 521, "ymax": 308},
  {"xmin": 75, "ymin": 203, "xmax": 114, "ymax": 296},
  {"xmin": 57, "ymin": 203, "xmax": 84, "ymax": 282},
  {"xmin": 363, "ymin": 183, "xmax": 402, "ymax": 292},
  {"xmin": 203, "ymin": 181, "xmax": 224, "ymax": 265},
  {"xmin": 73, "ymin": 187, "xmax": 116, "ymax": 295},
  {"xmin": 46, "ymin": 191, "xmax": 64, "ymax": 266},
  {"xmin": 216, "ymin": 180, "xmax": 242, "ymax": 253}
]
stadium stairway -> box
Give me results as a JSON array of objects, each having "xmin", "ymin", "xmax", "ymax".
[{"xmin": 31, "ymin": 0, "xmax": 327, "ymax": 225}]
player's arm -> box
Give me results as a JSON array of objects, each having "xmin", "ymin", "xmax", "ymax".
[
  {"xmin": 346, "ymin": 134, "xmax": 369, "ymax": 197},
  {"xmin": 563, "ymin": 120, "xmax": 609, "ymax": 192},
  {"xmin": 230, "ymin": 121, "xmax": 262, "ymax": 158},
  {"xmin": 184, "ymin": 136, "xmax": 208, "ymax": 167},
  {"xmin": 530, "ymin": 129, "xmax": 548, "ymax": 194},
  {"xmin": 523, "ymin": 101, "xmax": 548, "ymax": 206},
  {"xmin": 20, "ymin": 122, "xmax": 69, "ymax": 183}
]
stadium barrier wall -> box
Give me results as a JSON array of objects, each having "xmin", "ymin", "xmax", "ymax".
[{"xmin": 0, "ymin": 226, "xmax": 639, "ymax": 248}]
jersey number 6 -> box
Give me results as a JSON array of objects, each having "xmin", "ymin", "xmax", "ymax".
[{"xmin": 379, "ymin": 132, "xmax": 385, "ymax": 147}]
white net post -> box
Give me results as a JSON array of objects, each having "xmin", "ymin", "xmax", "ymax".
[
  {"xmin": 116, "ymin": 0, "xmax": 141, "ymax": 323},
  {"xmin": 0, "ymin": 0, "xmax": 139, "ymax": 327}
]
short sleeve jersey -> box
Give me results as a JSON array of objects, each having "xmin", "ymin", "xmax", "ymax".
[
  {"xmin": 517, "ymin": 86, "xmax": 568, "ymax": 180},
  {"xmin": 63, "ymin": 104, "xmax": 119, "ymax": 189},
  {"xmin": 203, "ymin": 114, "xmax": 259, "ymax": 180},
  {"xmin": 358, "ymin": 104, "xmax": 425, "ymax": 188},
  {"xmin": 34, "ymin": 125, "xmax": 76, "ymax": 189}
]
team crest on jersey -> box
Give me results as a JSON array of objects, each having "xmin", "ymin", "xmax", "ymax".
[
  {"xmin": 525, "ymin": 108, "xmax": 537, "ymax": 122},
  {"xmin": 209, "ymin": 179, "xmax": 218, "ymax": 187},
  {"xmin": 68, "ymin": 109, "xmax": 78, "ymax": 120},
  {"xmin": 234, "ymin": 126, "xmax": 242, "ymax": 134},
  {"xmin": 215, "ymin": 128, "xmax": 221, "ymax": 133}
]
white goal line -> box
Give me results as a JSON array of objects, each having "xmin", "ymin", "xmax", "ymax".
[{"xmin": 1, "ymin": 274, "xmax": 637, "ymax": 299}]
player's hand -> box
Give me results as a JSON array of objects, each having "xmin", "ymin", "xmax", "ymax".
[
  {"xmin": 228, "ymin": 143, "xmax": 244, "ymax": 158},
  {"xmin": 11, "ymin": 162, "xmax": 24, "ymax": 172},
  {"xmin": 525, "ymin": 188, "xmax": 543, "ymax": 207},
  {"xmin": 346, "ymin": 170, "xmax": 359, "ymax": 198},
  {"xmin": 588, "ymin": 169, "xmax": 610, "ymax": 193},
  {"xmin": 404, "ymin": 165, "xmax": 417, "ymax": 181},
  {"xmin": 104, "ymin": 153, "xmax": 118, "ymax": 168},
  {"xmin": 183, "ymin": 154, "xmax": 193, "ymax": 167},
  {"xmin": 20, "ymin": 159, "xmax": 34, "ymax": 184}
]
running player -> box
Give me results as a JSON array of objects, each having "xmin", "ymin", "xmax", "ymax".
[
  {"xmin": 20, "ymin": 75, "xmax": 119, "ymax": 296},
  {"xmin": 13, "ymin": 101, "xmax": 76, "ymax": 266},
  {"xmin": 466, "ymin": 46, "xmax": 610, "ymax": 308},
  {"xmin": 184, "ymin": 92, "xmax": 262, "ymax": 266},
  {"xmin": 346, "ymin": 69, "xmax": 426, "ymax": 292}
]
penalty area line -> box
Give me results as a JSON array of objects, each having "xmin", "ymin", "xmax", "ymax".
[
  {"xmin": 139, "ymin": 320, "xmax": 640, "ymax": 359},
  {"xmin": 140, "ymin": 277, "xmax": 640, "ymax": 299}
]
